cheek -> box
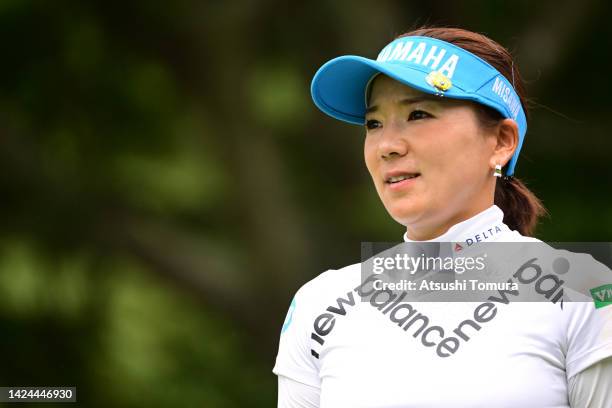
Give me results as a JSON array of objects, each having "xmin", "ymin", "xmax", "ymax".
[
  {"xmin": 419, "ymin": 123, "xmax": 488, "ymax": 194},
  {"xmin": 427, "ymin": 122, "xmax": 486, "ymax": 171},
  {"xmin": 363, "ymin": 138, "xmax": 378, "ymax": 178}
]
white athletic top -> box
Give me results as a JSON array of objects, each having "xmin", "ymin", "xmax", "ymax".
[{"xmin": 273, "ymin": 205, "xmax": 612, "ymax": 407}]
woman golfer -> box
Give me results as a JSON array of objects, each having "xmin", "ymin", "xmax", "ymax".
[{"xmin": 273, "ymin": 27, "xmax": 612, "ymax": 407}]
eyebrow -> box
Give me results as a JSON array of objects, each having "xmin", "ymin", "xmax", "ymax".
[{"xmin": 365, "ymin": 95, "xmax": 439, "ymax": 114}]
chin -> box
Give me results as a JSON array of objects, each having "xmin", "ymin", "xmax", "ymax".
[{"xmin": 384, "ymin": 199, "xmax": 425, "ymax": 227}]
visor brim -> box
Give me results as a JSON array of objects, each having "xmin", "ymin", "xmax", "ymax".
[{"xmin": 310, "ymin": 56, "xmax": 462, "ymax": 125}]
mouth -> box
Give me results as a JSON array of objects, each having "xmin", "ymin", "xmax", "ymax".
[{"xmin": 384, "ymin": 172, "xmax": 421, "ymax": 184}]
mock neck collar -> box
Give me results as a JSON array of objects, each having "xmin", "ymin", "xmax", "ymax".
[{"xmin": 402, "ymin": 205, "xmax": 509, "ymax": 244}]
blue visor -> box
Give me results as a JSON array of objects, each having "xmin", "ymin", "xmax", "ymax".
[{"xmin": 311, "ymin": 36, "xmax": 527, "ymax": 176}]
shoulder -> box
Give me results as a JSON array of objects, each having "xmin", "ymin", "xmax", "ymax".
[
  {"xmin": 274, "ymin": 262, "xmax": 364, "ymax": 380},
  {"xmin": 294, "ymin": 262, "xmax": 362, "ymax": 309}
]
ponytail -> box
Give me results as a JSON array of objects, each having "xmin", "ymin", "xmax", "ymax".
[{"xmin": 494, "ymin": 177, "xmax": 547, "ymax": 236}]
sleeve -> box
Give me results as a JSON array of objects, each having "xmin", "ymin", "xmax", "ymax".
[
  {"xmin": 568, "ymin": 356, "xmax": 612, "ymax": 407},
  {"xmin": 565, "ymin": 300, "xmax": 612, "ymax": 379},
  {"xmin": 273, "ymin": 284, "xmax": 322, "ymax": 389},
  {"xmin": 278, "ymin": 375, "xmax": 320, "ymax": 408}
]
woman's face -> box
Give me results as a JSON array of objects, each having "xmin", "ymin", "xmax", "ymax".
[{"xmin": 364, "ymin": 74, "xmax": 499, "ymax": 239}]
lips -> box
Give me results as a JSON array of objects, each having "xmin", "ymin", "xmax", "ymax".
[{"xmin": 384, "ymin": 171, "xmax": 421, "ymax": 184}]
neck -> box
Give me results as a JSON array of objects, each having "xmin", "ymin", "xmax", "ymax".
[{"xmin": 405, "ymin": 202, "xmax": 495, "ymax": 241}]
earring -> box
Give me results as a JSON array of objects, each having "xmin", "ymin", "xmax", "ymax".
[{"xmin": 493, "ymin": 164, "xmax": 502, "ymax": 177}]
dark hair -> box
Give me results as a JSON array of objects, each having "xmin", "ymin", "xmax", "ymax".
[{"xmin": 397, "ymin": 27, "xmax": 547, "ymax": 236}]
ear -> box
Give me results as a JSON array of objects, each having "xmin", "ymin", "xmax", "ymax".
[{"xmin": 489, "ymin": 118, "xmax": 519, "ymax": 169}]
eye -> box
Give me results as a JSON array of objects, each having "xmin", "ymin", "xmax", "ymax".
[
  {"xmin": 408, "ymin": 110, "xmax": 431, "ymax": 121},
  {"xmin": 365, "ymin": 119, "xmax": 381, "ymax": 130}
]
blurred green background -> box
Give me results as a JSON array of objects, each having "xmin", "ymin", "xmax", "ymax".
[{"xmin": 0, "ymin": 0, "xmax": 610, "ymax": 406}]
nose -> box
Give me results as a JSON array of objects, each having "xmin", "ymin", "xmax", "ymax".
[{"xmin": 378, "ymin": 124, "xmax": 408, "ymax": 160}]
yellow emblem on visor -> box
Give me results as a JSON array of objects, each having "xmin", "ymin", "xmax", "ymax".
[{"xmin": 425, "ymin": 70, "xmax": 452, "ymax": 93}]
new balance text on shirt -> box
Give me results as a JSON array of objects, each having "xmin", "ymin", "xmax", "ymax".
[{"xmin": 310, "ymin": 257, "xmax": 565, "ymax": 359}]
